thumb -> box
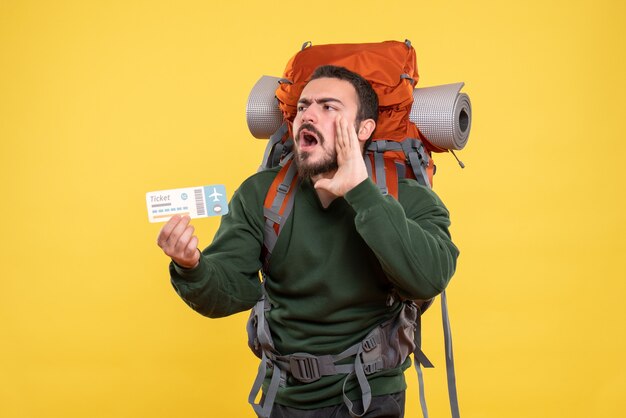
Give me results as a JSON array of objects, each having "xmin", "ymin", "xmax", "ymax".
[{"xmin": 314, "ymin": 178, "xmax": 332, "ymax": 192}]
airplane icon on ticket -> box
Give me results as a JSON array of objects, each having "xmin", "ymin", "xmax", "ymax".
[{"xmin": 209, "ymin": 188, "xmax": 223, "ymax": 202}]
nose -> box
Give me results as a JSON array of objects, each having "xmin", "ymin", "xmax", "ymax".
[{"xmin": 300, "ymin": 104, "xmax": 318, "ymax": 123}]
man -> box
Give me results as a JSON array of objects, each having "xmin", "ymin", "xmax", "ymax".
[{"xmin": 157, "ymin": 65, "xmax": 459, "ymax": 417}]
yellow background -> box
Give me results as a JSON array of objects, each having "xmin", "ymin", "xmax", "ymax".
[{"xmin": 1, "ymin": 0, "xmax": 624, "ymax": 417}]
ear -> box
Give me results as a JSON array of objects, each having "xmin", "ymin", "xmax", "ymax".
[{"xmin": 356, "ymin": 119, "xmax": 376, "ymax": 142}]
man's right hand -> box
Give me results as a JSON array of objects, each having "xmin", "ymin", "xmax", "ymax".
[{"xmin": 157, "ymin": 215, "xmax": 200, "ymax": 269}]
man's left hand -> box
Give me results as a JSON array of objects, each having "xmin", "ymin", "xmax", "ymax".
[{"xmin": 314, "ymin": 115, "xmax": 368, "ymax": 197}]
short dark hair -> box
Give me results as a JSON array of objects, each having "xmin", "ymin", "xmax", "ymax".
[{"xmin": 309, "ymin": 65, "xmax": 378, "ymax": 126}]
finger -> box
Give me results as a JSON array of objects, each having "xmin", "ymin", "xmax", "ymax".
[
  {"xmin": 157, "ymin": 215, "xmax": 183, "ymax": 248},
  {"xmin": 341, "ymin": 116, "xmax": 359, "ymax": 155},
  {"xmin": 174, "ymin": 224, "xmax": 195, "ymax": 254},
  {"xmin": 338, "ymin": 116, "xmax": 346, "ymax": 149},
  {"xmin": 338, "ymin": 116, "xmax": 353, "ymax": 162},
  {"xmin": 335, "ymin": 115, "xmax": 345, "ymax": 151},
  {"xmin": 341, "ymin": 115, "xmax": 361, "ymax": 155},
  {"xmin": 347, "ymin": 119, "xmax": 359, "ymax": 151},
  {"xmin": 164, "ymin": 215, "xmax": 191, "ymax": 250},
  {"xmin": 184, "ymin": 235, "xmax": 200, "ymax": 260}
]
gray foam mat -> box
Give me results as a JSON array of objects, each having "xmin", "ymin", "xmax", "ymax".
[{"xmin": 246, "ymin": 76, "xmax": 471, "ymax": 150}]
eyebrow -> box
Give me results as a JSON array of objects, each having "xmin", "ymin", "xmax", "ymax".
[{"xmin": 297, "ymin": 97, "xmax": 344, "ymax": 106}]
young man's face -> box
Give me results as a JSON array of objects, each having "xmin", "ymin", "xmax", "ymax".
[{"xmin": 292, "ymin": 77, "xmax": 360, "ymax": 178}]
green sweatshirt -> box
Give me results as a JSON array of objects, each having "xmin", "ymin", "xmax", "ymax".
[{"xmin": 170, "ymin": 167, "xmax": 459, "ymax": 409}]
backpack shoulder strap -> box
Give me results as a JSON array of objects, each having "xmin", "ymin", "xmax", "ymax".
[
  {"xmin": 259, "ymin": 121, "xmax": 292, "ymax": 172},
  {"xmin": 261, "ymin": 157, "xmax": 299, "ymax": 270}
]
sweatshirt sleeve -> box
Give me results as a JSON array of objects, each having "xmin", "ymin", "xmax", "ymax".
[
  {"xmin": 344, "ymin": 178, "xmax": 459, "ymax": 300},
  {"xmin": 169, "ymin": 177, "xmax": 266, "ymax": 318}
]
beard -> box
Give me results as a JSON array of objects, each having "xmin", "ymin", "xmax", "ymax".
[
  {"xmin": 295, "ymin": 151, "xmax": 338, "ymax": 179},
  {"xmin": 294, "ymin": 123, "xmax": 338, "ymax": 178}
]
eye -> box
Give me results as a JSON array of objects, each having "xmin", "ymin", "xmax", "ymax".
[
  {"xmin": 297, "ymin": 105, "xmax": 307, "ymax": 112},
  {"xmin": 323, "ymin": 104, "xmax": 335, "ymax": 111}
]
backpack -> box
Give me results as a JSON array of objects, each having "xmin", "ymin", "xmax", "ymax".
[{"xmin": 245, "ymin": 39, "xmax": 470, "ymax": 418}]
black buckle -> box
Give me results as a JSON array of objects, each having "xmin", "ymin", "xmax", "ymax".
[
  {"xmin": 277, "ymin": 183, "xmax": 290, "ymax": 194},
  {"xmin": 362, "ymin": 336, "xmax": 378, "ymax": 352},
  {"xmin": 289, "ymin": 354, "xmax": 321, "ymax": 383},
  {"xmin": 363, "ymin": 360, "xmax": 383, "ymax": 375}
]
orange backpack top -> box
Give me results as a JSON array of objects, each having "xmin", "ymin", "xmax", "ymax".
[{"xmin": 270, "ymin": 40, "xmax": 440, "ymax": 198}]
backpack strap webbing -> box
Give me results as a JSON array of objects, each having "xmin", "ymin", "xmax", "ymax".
[
  {"xmin": 442, "ymin": 289, "xmax": 461, "ymax": 418},
  {"xmin": 248, "ymin": 293, "xmax": 285, "ymax": 418},
  {"xmin": 369, "ymin": 157, "xmax": 401, "ymax": 198},
  {"xmin": 365, "ymin": 140, "xmax": 401, "ymax": 197},
  {"xmin": 259, "ymin": 121, "xmax": 291, "ymax": 171},
  {"xmin": 261, "ymin": 157, "xmax": 299, "ymax": 269},
  {"xmin": 365, "ymin": 138, "xmax": 433, "ymax": 197},
  {"xmin": 400, "ymin": 138, "xmax": 432, "ymax": 189},
  {"xmin": 410, "ymin": 275, "xmax": 460, "ymax": 418},
  {"xmin": 413, "ymin": 300, "xmax": 435, "ymax": 418}
]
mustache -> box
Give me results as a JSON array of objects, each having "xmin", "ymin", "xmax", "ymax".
[{"xmin": 296, "ymin": 123, "xmax": 325, "ymax": 144}]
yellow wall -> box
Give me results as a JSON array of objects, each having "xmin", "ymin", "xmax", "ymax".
[{"xmin": 1, "ymin": 0, "xmax": 624, "ymax": 416}]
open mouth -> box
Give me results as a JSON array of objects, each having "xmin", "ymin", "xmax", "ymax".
[{"xmin": 299, "ymin": 129, "xmax": 319, "ymax": 150}]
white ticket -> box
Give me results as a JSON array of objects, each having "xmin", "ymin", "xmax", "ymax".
[{"xmin": 146, "ymin": 185, "xmax": 228, "ymax": 223}]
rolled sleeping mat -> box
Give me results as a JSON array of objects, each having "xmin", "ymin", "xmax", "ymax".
[
  {"xmin": 246, "ymin": 76, "xmax": 284, "ymax": 140},
  {"xmin": 246, "ymin": 76, "xmax": 471, "ymax": 150},
  {"xmin": 409, "ymin": 82, "xmax": 471, "ymax": 150}
]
